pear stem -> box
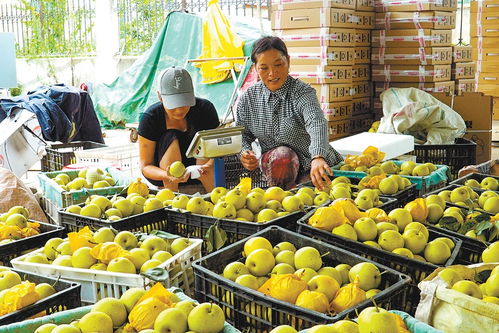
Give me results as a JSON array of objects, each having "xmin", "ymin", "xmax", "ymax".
[
  {"xmin": 51, "ymin": 275, "xmax": 61, "ymax": 288},
  {"xmin": 372, "ymin": 298, "xmax": 380, "ymax": 311},
  {"xmin": 321, "ymin": 251, "xmax": 330, "ymax": 258},
  {"xmin": 52, "ymin": 247, "xmax": 61, "ymax": 255},
  {"xmin": 354, "ymin": 308, "xmax": 360, "ymax": 317}
]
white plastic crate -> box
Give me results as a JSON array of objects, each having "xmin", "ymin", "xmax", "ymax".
[
  {"xmin": 11, "ymin": 238, "xmax": 202, "ymax": 304},
  {"xmin": 73, "ymin": 144, "xmax": 140, "ymax": 178},
  {"xmin": 40, "ymin": 196, "xmax": 61, "ymax": 225}
]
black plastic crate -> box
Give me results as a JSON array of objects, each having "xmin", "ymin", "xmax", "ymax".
[
  {"xmin": 59, "ymin": 205, "xmax": 168, "ymax": 233},
  {"xmin": 450, "ymin": 172, "xmax": 499, "ymax": 190},
  {"xmin": 165, "ymin": 206, "xmax": 308, "ymax": 255},
  {"xmin": 41, "ymin": 141, "xmax": 107, "ymax": 172},
  {"xmin": 223, "ymin": 154, "xmax": 268, "ymax": 189},
  {"xmin": 297, "ymin": 210, "xmax": 461, "ymax": 315},
  {"xmin": 0, "ymin": 267, "xmax": 81, "ymax": 326},
  {"xmin": 193, "ymin": 226, "xmax": 411, "ymax": 332},
  {"xmin": 410, "ymin": 138, "xmax": 476, "ymax": 180},
  {"xmin": 1, "ymin": 221, "xmax": 65, "ymax": 267}
]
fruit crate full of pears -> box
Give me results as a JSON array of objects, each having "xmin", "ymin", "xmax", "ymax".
[
  {"xmin": 164, "ymin": 185, "xmax": 317, "ymax": 255},
  {"xmin": 37, "ymin": 167, "xmax": 132, "ymax": 224},
  {"xmin": 0, "ymin": 266, "xmax": 81, "ymax": 326},
  {"xmin": 450, "ymin": 172, "xmax": 499, "ymax": 190},
  {"xmin": 0, "ymin": 206, "xmax": 65, "ymax": 267},
  {"xmin": 0, "ymin": 286, "xmax": 240, "ymax": 333},
  {"xmin": 57, "ymin": 181, "xmax": 176, "ymax": 233},
  {"xmin": 296, "ymin": 199, "xmax": 462, "ymax": 314},
  {"xmin": 192, "ymin": 226, "xmax": 411, "ymax": 332},
  {"xmin": 333, "ymin": 160, "xmax": 450, "ymax": 196},
  {"xmin": 10, "ymin": 227, "xmax": 202, "ymax": 304}
]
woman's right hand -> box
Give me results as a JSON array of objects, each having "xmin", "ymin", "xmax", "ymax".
[
  {"xmin": 164, "ymin": 169, "xmax": 190, "ymax": 186},
  {"xmin": 240, "ymin": 150, "xmax": 259, "ymax": 171}
]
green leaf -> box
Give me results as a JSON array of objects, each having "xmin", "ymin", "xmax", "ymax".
[
  {"xmin": 488, "ymin": 223, "xmax": 499, "ymax": 242},
  {"xmin": 476, "ymin": 270, "xmax": 492, "ymax": 284},
  {"xmin": 149, "ymin": 230, "xmax": 180, "ymax": 240},
  {"xmin": 141, "ymin": 267, "xmax": 169, "ymax": 283},
  {"xmin": 204, "ymin": 221, "xmax": 228, "ymax": 253},
  {"xmin": 458, "ymin": 220, "xmax": 476, "ymax": 234},
  {"xmin": 439, "ymin": 216, "xmax": 461, "ymax": 232},
  {"xmin": 475, "ymin": 220, "xmax": 492, "ymax": 235}
]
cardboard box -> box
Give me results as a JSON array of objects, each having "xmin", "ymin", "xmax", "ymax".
[
  {"xmin": 451, "ymin": 62, "xmax": 476, "ymax": 79},
  {"xmin": 354, "ymin": 47, "xmax": 371, "ymax": 64},
  {"xmin": 352, "ymin": 97, "xmax": 372, "ymax": 115},
  {"xmin": 374, "ymin": 80, "xmax": 455, "ymax": 96},
  {"xmin": 355, "ymin": 11, "xmax": 375, "ymax": 29},
  {"xmin": 350, "ymin": 113, "xmax": 374, "ymax": 134},
  {"xmin": 430, "ymin": 92, "xmax": 492, "ymax": 130},
  {"xmin": 371, "ymin": 29, "xmax": 452, "ymax": 48},
  {"xmin": 290, "ymin": 64, "xmax": 353, "ymax": 83},
  {"xmin": 352, "ymin": 64, "xmax": 370, "ymax": 81},
  {"xmin": 452, "ymin": 45, "xmax": 473, "ymax": 62},
  {"xmin": 375, "ymin": 11, "xmax": 456, "ymax": 30},
  {"xmin": 374, "ymin": 0, "xmax": 457, "ymax": 12},
  {"xmin": 465, "ymin": 131, "xmax": 492, "ymax": 163},
  {"xmin": 321, "ymin": 101, "xmax": 353, "ymax": 120},
  {"xmin": 371, "ymin": 47, "xmax": 453, "ymax": 65},
  {"xmin": 471, "ymin": 11, "xmax": 499, "ymax": 27},
  {"xmin": 272, "ymin": 0, "xmax": 356, "ymax": 11},
  {"xmin": 351, "ymin": 81, "xmax": 372, "ymax": 98},
  {"xmin": 311, "ymin": 83, "xmax": 354, "ymax": 102},
  {"xmin": 272, "ymin": 8, "xmax": 357, "ymax": 29},
  {"xmin": 473, "ymin": 48, "xmax": 499, "ymax": 64},
  {"xmin": 373, "ymin": 97, "xmax": 382, "ymax": 113},
  {"xmin": 455, "ymin": 78, "xmax": 476, "ymax": 95},
  {"xmin": 471, "ymin": 0, "xmax": 499, "ymax": 13},
  {"xmin": 471, "ymin": 36, "xmax": 499, "ymax": 49},
  {"xmin": 356, "ymin": 0, "xmax": 375, "ymax": 11},
  {"xmin": 493, "ymin": 97, "xmax": 499, "ymax": 120},
  {"xmin": 274, "ymin": 28, "xmax": 356, "ymax": 47},
  {"xmin": 471, "ymin": 23, "xmax": 499, "ymax": 37},
  {"xmin": 477, "ymin": 84, "xmax": 499, "ymax": 97},
  {"xmin": 372, "ymin": 64, "xmax": 451, "ymax": 82},
  {"xmin": 478, "ymin": 72, "xmax": 499, "ymax": 85},
  {"xmin": 288, "ymin": 46, "xmax": 355, "ymax": 65},
  {"xmin": 329, "ymin": 119, "xmax": 351, "ymax": 139},
  {"xmin": 476, "ymin": 62, "xmax": 499, "ymax": 73},
  {"xmin": 355, "ymin": 30, "xmax": 371, "ymax": 46}
]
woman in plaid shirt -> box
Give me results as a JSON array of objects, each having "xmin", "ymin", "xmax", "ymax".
[{"xmin": 235, "ymin": 36, "xmax": 343, "ymax": 190}]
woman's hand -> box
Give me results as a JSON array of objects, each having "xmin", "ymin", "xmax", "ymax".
[
  {"xmin": 310, "ymin": 157, "xmax": 332, "ymax": 191},
  {"xmin": 240, "ymin": 150, "xmax": 259, "ymax": 171},
  {"xmin": 164, "ymin": 167, "xmax": 190, "ymax": 185}
]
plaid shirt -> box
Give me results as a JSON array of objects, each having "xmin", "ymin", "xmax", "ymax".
[{"xmin": 236, "ymin": 76, "xmax": 343, "ymax": 173}]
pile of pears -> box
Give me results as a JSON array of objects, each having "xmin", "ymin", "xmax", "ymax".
[
  {"xmin": 220, "ymin": 236, "xmax": 388, "ymax": 315},
  {"xmin": 65, "ymin": 188, "xmax": 178, "ymax": 220},
  {"xmin": 462, "ymin": 176, "xmax": 499, "ymax": 191},
  {"xmin": 0, "ymin": 206, "xmax": 40, "ymax": 244},
  {"xmin": 357, "ymin": 174, "xmax": 413, "ymax": 195},
  {"xmin": 339, "ymin": 160, "xmax": 437, "ymax": 177},
  {"xmin": 270, "ymin": 305, "xmax": 411, "ymax": 333},
  {"xmin": 23, "ymin": 227, "xmax": 192, "ymax": 276},
  {"xmin": 0, "ymin": 268, "xmax": 58, "ymax": 316},
  {"xmin": 436, "ymin": 264, "xmax": 499, "ymax": 306},
  {"xmin": 311, "ymin": 204, "xmax": 456, "ymax": 265},
  {"xmin": 435, "ymin": 185, "xmax": 499, "ymax": 214},
  {"xmin": 33, "ymin": 285, "xmax": 226, "ymax": 333},
  {"xmin": 51, "ymin": 167, "xmax": 118, "ymax": 191}
]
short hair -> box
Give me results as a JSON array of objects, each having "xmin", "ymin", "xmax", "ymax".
[{"xmin": 251, "ymin": 36, "xmax": 289, "ymax": 63}]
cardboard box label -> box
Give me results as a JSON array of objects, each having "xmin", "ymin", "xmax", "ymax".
[
  {"xmin": 451, "ymin": 62, "xmax": 476, "ymax": 79},
  {"xmin": 372, "ymin": 64, "xmax": 451, "ymax": 82},
  {"xmin": 275, "ymin": 28, "xmax": 356, "ymax": 47},
  {"xmin": 371, "ymin": 47, "xmax": 452, "ymax": 65},
  {"xmin": 375, "ymin": 11, "xmax": 456, "ymax": 30},
  {"xmin": 453, "ymin": 45, "xmax": 473, "ymax": 62},
  {"xmin": 371, "ymin": 29, "xmax": 452, "ymax": 47},
  {"xmin": 312, "ymin": 83, "xmax": 354, "ymax": 102},
  {"xmin": 352, "ymin": 97, "xmax": 371, "ymax": 115},
  {"xmin": 328, "ymin": 119, "xmax": 351, "ymax": 139},
  {"xmin": 321, "ymin": 101, "xmax": 353, "ymax": 120},
  {"xmin": 355, "ymin": 11, "xmax": 375, "ymax": 29},
  {"xmin": 455, "ymin": 79, "xmax": 476, "ymax": 95},
  {"xmin": 288, "ymin": 46, "xmax": 355, "ymax": 65},
  {"xmin": 351, "ymin": 81, "xmax": 372, "ymax": 98},
  {"xmin": 354, "ymin": 47, "xmax": 371, "ymax": 64},
  {"xmin": 374, "ymin": 0, "xmax": 456, "ymax": 12},
  {"xmin": 352, "ymin": 64, "xmax": 370, "ymax": 81},
  {"xmin": 355, "ymin": 30, "xmax": 371, "ymax": 46}
]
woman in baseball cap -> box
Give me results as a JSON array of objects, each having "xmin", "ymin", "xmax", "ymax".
[{"xmin": 137, "ymin": 66, "xmax": 219, "ymax": 192}]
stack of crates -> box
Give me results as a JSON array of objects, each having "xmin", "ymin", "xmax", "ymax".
[
  {"xmin": 372, "ymin": 0, "xmax": 457, "ymax": 119},
  {"xmin": 471, "ymin": 0, "xmax": 499, "ymax": 120},
  {"xmin": 272, "ymin": 0, "xmax": 375, "ymax": 140},
  {"xmin": 452, "ymin": 45, "xmax": 476, "ymax": 95}
]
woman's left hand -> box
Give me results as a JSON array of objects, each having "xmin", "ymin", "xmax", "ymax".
[{"xmin": 310, "ymin": 157, "xmax": 332, "ymax": 191}]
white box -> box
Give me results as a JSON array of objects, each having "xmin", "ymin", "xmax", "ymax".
[
  {"xmin": 0, "ymin": 108, "xmax": 45, "ymax": 177},
  {"xmin": 330, "ymin": 132, "xmax": 415, "ymax": 160}
]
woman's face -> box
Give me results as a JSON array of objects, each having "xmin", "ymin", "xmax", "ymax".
[
  {"xmin": 158, "ymin": 92, "xmax": 191, "ymax": 121},
  {"xmin": 255, "ymin": 48, "xmax": 290, "ymax": 92}
]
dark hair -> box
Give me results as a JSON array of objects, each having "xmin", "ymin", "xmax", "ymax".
[{"xmin": 251, "ymin": 36, "xmax": 289, "ymax": 63}]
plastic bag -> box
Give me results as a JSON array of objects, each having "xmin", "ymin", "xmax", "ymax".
[
  {"xmin": 194, "ymin": 0, "xmax": 245, "ymax": 84},
  {"xmin": 344, "ymin": 146, "xmax": 386, "ymax": 169},
  {"xmin": 415, "ymin": 263, "xmax": 499, "ymax": 332},
  {"xmin": 378, "ymin": 88, "xmax": 466, "ymax": 145},
  {"xmin": 68, "ymin": 226, "xmax": 96, "ymax": 252}
]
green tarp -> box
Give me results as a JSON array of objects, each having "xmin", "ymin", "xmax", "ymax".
[{"xmin": 90, "ymin": 11, "xmax": 265, "ymax": 128}]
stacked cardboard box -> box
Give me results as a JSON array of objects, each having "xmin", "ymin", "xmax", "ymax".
[
  {"xmin": 371, "ymin": 0, "xmax": 456, "ymax": 118},
  {"xmin": 272, "ymin": 0, "xmax": 375, "ymax": 140},
  {"xmin": 452, "ymin": 45, "xmax": 476, "ymax": 95},
  {"xmin": 471, "ymin": 0, "xmax": 499, "ymax": 120}
]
